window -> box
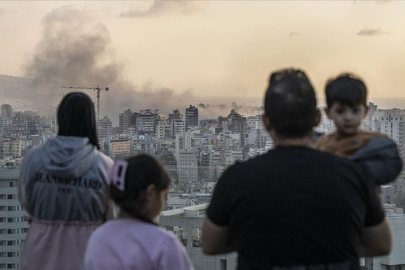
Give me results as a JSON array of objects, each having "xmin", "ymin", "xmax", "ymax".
[
  {"xmin": 7, "ymin": 241, "xmax": 15, "ymax": 246},
  {"xmin": 0, "ymin": 206, "xmax": 5, "ymax": 211},
  {"xmin": 0, "ymin": 253, "xmax": 5, "ymax": 258},
  {"xmin": 6, "ymin": 264, "xmax": 14, "ymax": 269},
  {"xmin": 0, "ymin": 195, "xmax": 5, "ymax": 200},
  {"xmin": 9, "ymin": 182, "xmax": 13, "ymax": 188},
  {"xmin": 0, "ymin": 229, "xmax": 6, "ymax": 234},
  {"xmin": 7, "ymin": 252, "xmax": 14, "ymax": 258},
  {"xmin": 7, "ymin": 195, "xmax": 14, "ymax": 200},
  {"xmin": 7, "ymin": 206, "xmax": 16, "ymax": 211},
  {"xmin": 21, "ymin": 228, "xmax": 28, "ymax": 233},
  {"xmin": 0, "ymin": 264, "xmax": 5, "ymax": 269},
  {"xmin": 0, "ymin": 241, "xmax": 5, "ymax": 246},
  {"xmin": 0, "ymin": 218, "xmax": 5, "ymax": 222},
  {"xmin": 7, "ymin": 218, "xmax": 15, "ymax": 223},
  {"xmin": 7, "ymin": 229, "xmax": 15, "ymax": 234}
]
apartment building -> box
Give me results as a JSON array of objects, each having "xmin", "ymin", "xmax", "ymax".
[
  {"xmin": 185, "ymin": 105, "xmax": 198, "ymax": 131},
  {"xmin": 98, "ymin": 116, "xmax": 112, "ymax": 139},
  {"xmin": 0, "ymin": 140, "xmax": 22, "ymax": 159},
  {"xmin": 0, "ymin": 167, "xmax": 29, "ymax": 270},
  {"xmin": 108, "ymin": 138, "xmax": 132, "ymax": 159},
  {"xmin": 177, "ymin": 150, "xmax": 198, "ymax": 184}
]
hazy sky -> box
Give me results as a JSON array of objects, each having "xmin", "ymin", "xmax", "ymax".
[{"xmin": 0, "ymin": 0, "xmax": 404, "ymax": 100}]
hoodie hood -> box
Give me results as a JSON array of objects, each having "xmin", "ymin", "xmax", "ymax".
[
  {"xmin": 42, "ymin": 136, "xmax": 97, "ymax": 178},
  {"xmin": 350, "ymin": 136, "xmax": 399, "ymax": 161},
  {"xmin": 350, "ymin": 136, "xmax": 403, "ymax": 185}
]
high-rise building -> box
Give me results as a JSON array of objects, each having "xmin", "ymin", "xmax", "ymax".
[
  {"xmin": 169, "ymin": 109, "xmax": 183, "ymax": 122},
  {"xmin": 185, "ymin": 105, "xmax": 198, "ymax": 131},
  {"xmin": 118, "ymin": 109, "xmax": 133, "ymax": 134},
  {"xmin": 0, "ymin": 105, "xmax": 12, "ymax": 119},
  {"xmin": 136, "ymin": 112, "xmax": 155, "ymax": 133},
  {"xmin": 177, "ymin": 150, "xmax": 198, "ymax": 185},
  {"xmin": 218, "ymin": 110, "xmax": 247, "ymax": 147},
  {"xmin": 376, "ymin": 114, "xmax": 405, "ymax": 161},
  {"xmin": 156, "ymin": 120, "xmax": 171, "ymax": 140},
  {"xmin": 0, "ymin": 167, "xmax": 30, "ymax": 270},
  {"xmin": 98, "ymin": 116, "xmax": 112, "ymax": 139},
  {"xmin": 173, "ymin": 119, "xmax": 185, "ymax": 135},
  {"xmin": 175, "ymin": 132, "xmax": 194, "ymax": 161}
]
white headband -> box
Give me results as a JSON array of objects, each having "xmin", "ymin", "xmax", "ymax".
[{"xmin": 110, "ymin": 160, "xmax": 128, "ymax": 192}]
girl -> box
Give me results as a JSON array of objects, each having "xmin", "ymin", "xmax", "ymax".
[
  {"xmin": 84, "ymin": 154, "xmax": 194, "ymax": 270},
  {"xmin": 18, "ymin": 92, "xmax": 113, "ymax": 270}
]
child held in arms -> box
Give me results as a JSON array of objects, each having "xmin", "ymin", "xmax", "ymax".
[{"xmin": 316, "ymin": 73, "xmax": 402, "ymax": 186}]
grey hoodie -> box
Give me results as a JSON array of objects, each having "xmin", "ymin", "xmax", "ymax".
[{"xmin": 19, "ymin": 136, "xmax": 113, "ymax": 221}]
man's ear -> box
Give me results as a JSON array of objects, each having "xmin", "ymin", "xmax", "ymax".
[
  {"xmin": 314, "ymin": 109, "xmax": 322, "ymax": 127},
  {"xmin": 261, "ymin": 114, "xmax": 272, "ymax": 132},
  {"xmin": 145, "ymin": 184, "xmax": 157, "ymax": 201}
]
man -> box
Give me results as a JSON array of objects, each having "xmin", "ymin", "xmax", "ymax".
[{"xmin": 202, "ymin": 69, "xmax": 391, "ymax": 270}]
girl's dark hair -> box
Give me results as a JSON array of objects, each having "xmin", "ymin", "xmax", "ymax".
[
  {"xmin": 57, "ymin": 92, "xmax": 99, "ymax": 149},
  {"xmin": 110, "ymin": 154, "xmax": 171, "ymax": 225},
  {"xmin": 325, "ymin": 73, "xmax": 367, "ymax": 108}
]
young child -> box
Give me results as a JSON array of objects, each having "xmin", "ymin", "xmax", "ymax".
[
  {"xmin": 316, "ymin": 73, "xmax": 402, "ymax": 185},
  {"xmin": 84, "ymin": 154, "xmax": 194, "ymax": 270}
]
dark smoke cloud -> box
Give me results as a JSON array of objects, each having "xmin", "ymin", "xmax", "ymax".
[
  {"xmin": 120, "ymin": 0, "xmax": 203, "ymax": 18},
  {"xmin": 24, "ymin": 6, "xmax": 121, "ymax": 87},
  {"xmin": 357, "ymin": 27, "xmax": 390, "ymax": 36},
  {"xmin": 22, "ymin": 5, "xmax": 258, "ymax": 125}
]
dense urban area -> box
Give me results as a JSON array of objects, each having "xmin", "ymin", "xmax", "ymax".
[{"xmin": 1, "ymin": 75, "xmax": 405, "ymax": 270}]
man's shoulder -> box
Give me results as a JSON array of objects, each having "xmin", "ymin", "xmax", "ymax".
[{"xmin": 234, "ymin": 147, "xmax": 355, "ymax": 170}]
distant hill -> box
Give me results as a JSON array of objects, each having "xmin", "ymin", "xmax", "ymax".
[
  {"xmin": 0, "ymin": 74, "xmax": 62, "ymax": 113},
  {"xmin": 0, "ymin": 74, "xmax": 35, "ymax": 98}
]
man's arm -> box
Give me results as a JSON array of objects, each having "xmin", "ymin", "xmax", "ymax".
[
  {"xmin": 360, "ymin": 217, "xmax": 392, "ymax": 257},
  {"xmin": 202, "ymin": 217, "xmax": 235, "ymax": 255}
]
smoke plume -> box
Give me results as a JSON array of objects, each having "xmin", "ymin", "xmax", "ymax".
[{"xmin": 22, "ymin": 5, "xmax": 260, "ymax": 125}]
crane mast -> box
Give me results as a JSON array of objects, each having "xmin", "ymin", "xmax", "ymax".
[{"xmin": 60, "ymin": 85, "xmax": 109, "ymax": 121}]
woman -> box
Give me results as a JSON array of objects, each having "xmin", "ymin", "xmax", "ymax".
[{"xmin": 18, "ymin": 92, "xmax": 113, "ymax": 270}]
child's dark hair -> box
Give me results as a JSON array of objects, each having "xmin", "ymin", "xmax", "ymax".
[
  {"xmin": 110, "ymin": 154, "xmax": 171, "ymax": 225},
  {"xmin": 325, "ymin": 73, "xmax": 367, "ymax": 108}
]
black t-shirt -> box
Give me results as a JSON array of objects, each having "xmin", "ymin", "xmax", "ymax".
[{"xmin": 207, "ymin": 146, "xmax": 385, "ymax": 270}]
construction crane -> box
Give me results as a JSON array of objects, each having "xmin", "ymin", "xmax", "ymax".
[{"xmin": 60, "ymin": 85, "xmax": 109, "ymax": 120}]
